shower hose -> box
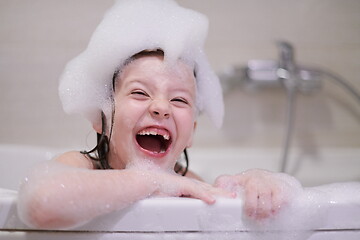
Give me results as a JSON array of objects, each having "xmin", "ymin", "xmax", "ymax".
[{"xmin": 280, "ymin": 69, "xmax": 360, "ymax": 172}]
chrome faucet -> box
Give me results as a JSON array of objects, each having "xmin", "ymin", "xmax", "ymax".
[
  {"xmin": 277, "ymin": 41, "xmax": 296, "ymax": 73},
  {"xmin": 219, "ymin": 40, "xmax": 360, "ymax": 173},
  {"xmin": 243, "ymin": 41, "xmax": 321, "ymax": 93},
  {"xmin": 277, "ymin": 41, "xmax": 298, "ymax": 88}
]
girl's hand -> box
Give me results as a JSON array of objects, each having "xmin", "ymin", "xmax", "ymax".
[
  {"xmin": 150, "ymin": 171, "xmax": 235, "ymax": 204},
  {"xmin": 214, "ymin": 169, "xmax": 302, "ymax": 220}
]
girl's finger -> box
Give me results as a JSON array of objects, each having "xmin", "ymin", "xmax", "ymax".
[
  {"xmin": 271, "ymin": 187, "xmax": 284, "ymax": 215},
  {"xmin": 244, "ymin": 186, "xmax": 258, "ymax": 218},
  {"xmin": 255, "ymin": 189, "xmax": 272, "ymax": 219},
  {"xmin": 185, "ymin": 182, "xmax": 216, "ymax": 204}
]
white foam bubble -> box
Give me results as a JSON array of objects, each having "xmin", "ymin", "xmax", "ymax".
[
  {"xmin": 239, "ymin": 181, "xmax": 360, "ymax": 240},
  {"xmin": 59, "ymin": 0, "xmax": 224, "ymax": 128}
]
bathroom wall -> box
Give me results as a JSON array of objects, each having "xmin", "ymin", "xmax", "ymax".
[{"xmin": 1, "ymin": 0, "xmax": 359, "ymax": 153}]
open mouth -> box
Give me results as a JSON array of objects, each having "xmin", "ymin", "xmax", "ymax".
[{"xmin": 136, "ymin": 127, "xmax": 172, "ymax": 154}]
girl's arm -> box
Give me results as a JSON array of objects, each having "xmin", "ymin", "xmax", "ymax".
[{"xmin": 18, "ymin": 151, "xmax": 232, "ymax": 229}]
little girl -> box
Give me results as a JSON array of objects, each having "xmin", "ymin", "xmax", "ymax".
[{"xmin": 17, "ymin": 0, "xmax": 302, "ymax": 229}]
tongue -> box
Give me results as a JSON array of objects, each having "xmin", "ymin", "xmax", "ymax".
[{"xmin": 136, "ymin": 135, "xmax": 163, "ymax": 153}]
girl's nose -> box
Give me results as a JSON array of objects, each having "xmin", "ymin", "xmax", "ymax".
[{"xmin": 149, "ymin": 99, "xmax": 170, "ymax": 119}]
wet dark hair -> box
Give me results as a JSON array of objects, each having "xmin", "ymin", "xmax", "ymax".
[
  {"xmin": 81, "ymin": 50, "xmax": 189, "ymax": 175},
  {"xmin": 80, "ymin": 111, "xmax": 112, "ymax": 170}
]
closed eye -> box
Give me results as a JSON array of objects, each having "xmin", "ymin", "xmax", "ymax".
[
  {"xmin": 171, "ymin": 97, "xmax": 189, "ymax": 105},
  {"xmin": 130, "ymin": 90, "xmax": 150, "ymax": 100},
  {"xmin": 131, "ymin": 90, "xmax": 148, "ymax": 96}
]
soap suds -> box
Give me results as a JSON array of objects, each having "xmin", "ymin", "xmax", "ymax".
[
  {"xmin": 238, "ymin": 182, "xmax": 360, "ymax": 240},
  {"xmin": 59, "ymin": 0, "xmax": 224, "ymax": 128}
]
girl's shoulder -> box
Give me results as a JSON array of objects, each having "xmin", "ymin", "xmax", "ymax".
[{"xmin": 55, "ymin": 151, "xmax": 94, "ymax": 169}]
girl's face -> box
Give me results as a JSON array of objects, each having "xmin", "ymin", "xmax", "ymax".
[{"xmin": 107, "ymin": 55, "xmax": 197, "ymax": 171}]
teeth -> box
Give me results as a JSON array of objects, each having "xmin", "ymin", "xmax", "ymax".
[
  {"xmin": 138, "ymin": 130, "xmax": 170, "ymax": 141},
  {"xmin": 163, "ymin": 134, "xmax": 170, "ymax": 141}
]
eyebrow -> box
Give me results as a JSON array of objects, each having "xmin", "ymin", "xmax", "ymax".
[
  {"xmin": 121, "ymin": 78, "xmax": 145, "ymax": 89},
  {"xmin": 172, "ymin": 85, "xmax": 195, "ymax": 95},
  {"xmin": 113, "ymin": 71, "xmax": 147, "ymax": 92}
]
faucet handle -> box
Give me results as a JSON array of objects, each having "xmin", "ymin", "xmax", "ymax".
[{"xmin": 276, "ymin": 41, "xmax": 296, "ymax": 72}]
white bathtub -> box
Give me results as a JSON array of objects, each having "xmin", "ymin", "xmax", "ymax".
[{"xmin": 0, "ymin": 144, "xmax": 360, "ymax": 240}]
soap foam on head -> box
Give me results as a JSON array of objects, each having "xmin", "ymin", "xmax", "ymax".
[{"xmin": 59, "ymin": 0, "xmax": 224, "ymax": 128}]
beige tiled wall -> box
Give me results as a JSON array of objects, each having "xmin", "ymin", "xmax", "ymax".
[{"xmin": 1, "ymin": 0, "xmax": 359, "ymax": 151}]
